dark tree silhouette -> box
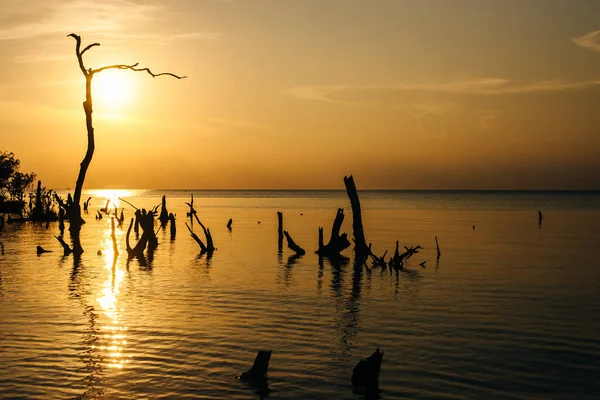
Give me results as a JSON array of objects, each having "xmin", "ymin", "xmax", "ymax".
[{"xmin": 66, "ymin": 33, "xmax": 185, "ymax": 255}]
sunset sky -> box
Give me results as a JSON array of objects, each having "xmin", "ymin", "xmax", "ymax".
[{"xmin": 1, "ymin": 0, "xmax": 600, "ymax": 189}]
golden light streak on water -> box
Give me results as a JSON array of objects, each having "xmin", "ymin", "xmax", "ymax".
[
  {"xmin": 87, "ymin": 189, "xmax": 136, "ymax": 210},
  {"xmin": 96, "ymin": 220, "xmax": 130, "ymax": 370}
]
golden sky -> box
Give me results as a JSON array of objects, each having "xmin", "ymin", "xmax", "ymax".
[{"xmin": 1, "ymin": 0, "xmax": 600, "ymax": 189}]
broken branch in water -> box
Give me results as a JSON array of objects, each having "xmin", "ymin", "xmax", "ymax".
[
  {"xmin": 283, "ymin": 230, "xmax": 305, "ymax": 255},
  {"xmin": 185, "ymin": 222, "xmax": 207, "ymax": 253},
  {"xmin": 55, "ymin": 235, "xmax": 73, "ymax": 256}
]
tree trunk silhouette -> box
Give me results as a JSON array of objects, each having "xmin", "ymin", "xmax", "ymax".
[
  {"xmin": 344, "ymin": 175, "xmax": 369, "ymax": 263},
  {"xmin": 66, "ymin": 33, "xmax": 185, "ymax": 256}
]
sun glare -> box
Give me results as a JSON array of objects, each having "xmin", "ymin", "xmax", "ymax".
[{"xmin": 93, "ymin": 70, "xmax": 133, "ymax": 109}]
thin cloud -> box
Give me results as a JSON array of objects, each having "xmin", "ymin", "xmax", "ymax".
[
  {"xmin": 0, "ymin": 1, "xmax": 220, "ymax": 43},
  {"xmin": 288, "ymin": 78, "xmax": 600, "ymax": 105},
  {"xmin": 0, "ymin": 0, "xmax": 158, "ymax": 41},
  {"xmin": 572, "ymin": 30, "xmax": 600, "ymax": 52}
]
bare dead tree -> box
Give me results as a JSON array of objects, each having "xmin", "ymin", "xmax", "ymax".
[{"xmin": 66, "ymin": 33, "xmax": 185, "ymax": 255}]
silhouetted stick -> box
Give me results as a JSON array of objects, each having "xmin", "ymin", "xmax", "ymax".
[
  {"xmin": 239, "ymin": 350, "xmax": 272, "ymax": 381},
  {"xmin": 344, "ymin": 175, "xmax": 369, "ymax": 261},
  {"xmin": 227, "ymin": 218, "xmax": 232, "ymax": 230},
  {"xmin": 125, "ymin": 218, "xmax": 134, "ymax": 257},
  {"xmin": 538, "ymin": 210, "xmax": 543, "ymax": 226},
  {"xmin": 55, "ymin": 235, "xmax": 73, "ymax": 256},
  {"xmin": 389, "ymin": 241, "xmax": 423, "ymax": 271},
  {"xmin": 169, "ymin": 213, "xmax": 176, "ymax": 239},
  {"xmin": 193, "ymin": 213, "xmax": 215, "ymax": 253},
  {"xmin": 277, "ymin": 211, "xmax": 283, "ymax": 253},
  {"xmin": 100, "ymin": 199, "xmax": 110, "ymax": 214},
  {"xmin": 185, "ymin": 194, "xmax": 196, "ymax": 218},
  {"xmin": 134, "ymin": 210, "xmax": 140, "ymax": 235},
  {"xmin": 352, "ymin": 347, "xmax": 383, "ymax": 393},
  {"xmin": 283, "ymin": 230, "xmax": 305, "ymax": 255},
  {"xmin": 368, "ymin": 244, "xmax": 388, "ymax": 267},
  {"xmin": 119, "ymin": 209, "xmax": 125, "ymax": 226},
  {"xmin": 117, "ymin": 197, "xmax": 139, "ymax": 211},
  {"xmin": 96, "ymin": 210, "xmax": 103, "ymax": 220},
  {"xmin": 185, "ymin": 222, "xmax": 207, "ymax": 253},
  {"xmin": 83, "ymin": 197, "xmax": 92, "ymax": 212},
  {"xmin": 435, "ymin": 236, "xmax": 441, "ymax": 259},
  {"xmin": 0, "ymin": 214, "xmax": 4, "ymax": 232}
]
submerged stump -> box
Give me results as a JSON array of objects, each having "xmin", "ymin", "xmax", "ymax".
[
  {"xmin": 239, "ymin": 350, "xmax": 272, "ymax": 382},
  {"xmin": 352, "ymin": 347, "xmax": 383, "ymax": 394}
]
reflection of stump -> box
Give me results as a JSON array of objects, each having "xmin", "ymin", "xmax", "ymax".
[
  {"xmin": 352, "ymin": 347, "xmax": 383, "ymax": 393},
  {"xmin": 239, "ymin": 350, "xmax": 272, "ymax": 381}
]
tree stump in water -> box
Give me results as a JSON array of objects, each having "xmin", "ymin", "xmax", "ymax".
[
  {"xmin": 159, "ymin": 195, "xmax": 169, "ymax": 227},
  {"xmin": 169, "ymin": 213, "xmax": 176, "ymax": 239},
  {"xmin": 239, "ymin": 350, "xmax": 272, "ymax": 381},
  {"xmin": 316, "ymin": 208, "xmax": 350, "ymax": 257},
  {"xmin": 344, "ymin": 175, "xmax": 369, "ymax": 263},
  {"xmin": 352, "ymin": 347, "xmax": 383, "ymax": 394}
]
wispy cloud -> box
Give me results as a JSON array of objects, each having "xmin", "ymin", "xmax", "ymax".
[
  {"xmin": 572, "ymin": 30, "xmax": 600, "ymax": 52},
  {"xmin": 0, "ymin": 0, "xmax": 220, "ymax": 42},
  {"xmin": 0, "ymin": 0, "xmax": 157, "ymax": 40},
  {"xmin": 288, "ymin": 78, "xmax": 600, "ymax": 105}
]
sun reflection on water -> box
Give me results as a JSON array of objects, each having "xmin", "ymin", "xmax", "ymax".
[{"xmin": 95, "ymin": 220, "xmax": 132, "ymax": 370}]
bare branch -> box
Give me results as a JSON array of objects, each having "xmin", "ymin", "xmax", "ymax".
[
  {"xmin": 81, "ymin": 42, "xmax": 100, "ymax": 56},
  {"xmin": 92, "ymin": 63, "xmax": 186, "ymax": 79},
  {"xmin": 68, "ymin": 33, "xmax": 87, "ymax": 76}
]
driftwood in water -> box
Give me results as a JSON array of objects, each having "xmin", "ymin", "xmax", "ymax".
[
  {"xmin": 277, "ymin": 211, "xmax": 283, "ymax": 253},
  {"xmin": 389, "ymin": 241, "xmax": 423, "ymax": 271},
  {"xmin": 283, "ymin": 230, "xmax": 305, "ymax": 255},
  {"xmin": 159, "ymin": 195, "xmax": 169, "ymax": 226},
  {"xmin": 316, "ymin": 208, "xmax": 350, "ymax": 257},
  {"xmin": 227, "ymin": 218, "xmax": 232, "ymax": 230},
  {"xmin": 100, "ymin": 199, "xmax": 110, "ymax": 214},
  {"xmin": 55, "ymin": 235, "xmax": 73, "ymax": 256},
  {"xmin": 185, "ymin": 222, "xmax": 207, "ymax": 253},
  {"xmin": 118, "ymin": 209, "xmax": 125, "ymax": 227},
  {"xmin": 96, "ymin": 210, "xmax": 103, "ymax": 220},
  {"xmin": 125, "ymin": 209, "xmax": 158, "ymax": 258},
  {"xmin": 36, "ymin": 245, "xmax": 51, "ymax": 255},
  {"xmin": 125, "ymin": 218, "xmax": 135, "ymax": 256},
  {"xmin": 538, "ymin": 210, "xmax": 543, "ymax": 226},
  {"xmin": 239, "ymin": 350, "xmax": 272, "ymax": 381},
  {"xmin": 344, "ymin": 175, "xmax": 369, "ymax": 262},
  {"xmin": 352, "ymin": 347, "xmax": 383, "ymax": 393},
  {"xmin": 435, "ymin": 236, "xmax": 441, "ymax": 260},
  {"xmin": 368, "ymin": 244, "xmax": 388, "ymax": 267},
  {"xmin": 185, "ymin": 194, "xmax": 197, "ymax": 218},
  {"xmin": 169, "ymin": 213, "xmax": 176, "ymax": 239},
  {"xmin": 134, "ymin": 210, "xmax": 140, "ymax": 236},
  {"xmin": 193, "ymin": 213, "xmax": 215, "ymax": 253},
  {"xmin": 139, "ymin": 209, "xmax": 158, "ymax": 251},
  {"xmin": 83, "ymin": 197, "xmax": 92, "ymax": 212}
]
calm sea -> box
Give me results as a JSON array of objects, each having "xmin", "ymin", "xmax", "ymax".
[{"xmin": 1, "ymin": 190, "xmax": 599, "ymax": 399}]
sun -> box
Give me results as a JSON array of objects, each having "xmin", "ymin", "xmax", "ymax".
[{"xmin": 93, "ymin": 70, "xmax": 133, "ymax": 109}]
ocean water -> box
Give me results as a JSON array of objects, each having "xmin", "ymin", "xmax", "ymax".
[{"xmin": 0, "ymin": 190, "xmax": 599, "ymax": 399}]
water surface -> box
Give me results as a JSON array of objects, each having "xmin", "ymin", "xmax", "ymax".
[{"xmin": 1, "ymin": 190, "xmax": 599, "ymax": 399}]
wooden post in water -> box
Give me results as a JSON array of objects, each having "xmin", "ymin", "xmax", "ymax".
[{"xmin": 277, "ymin": 211, "xmax": 283, "ymax": 253}]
